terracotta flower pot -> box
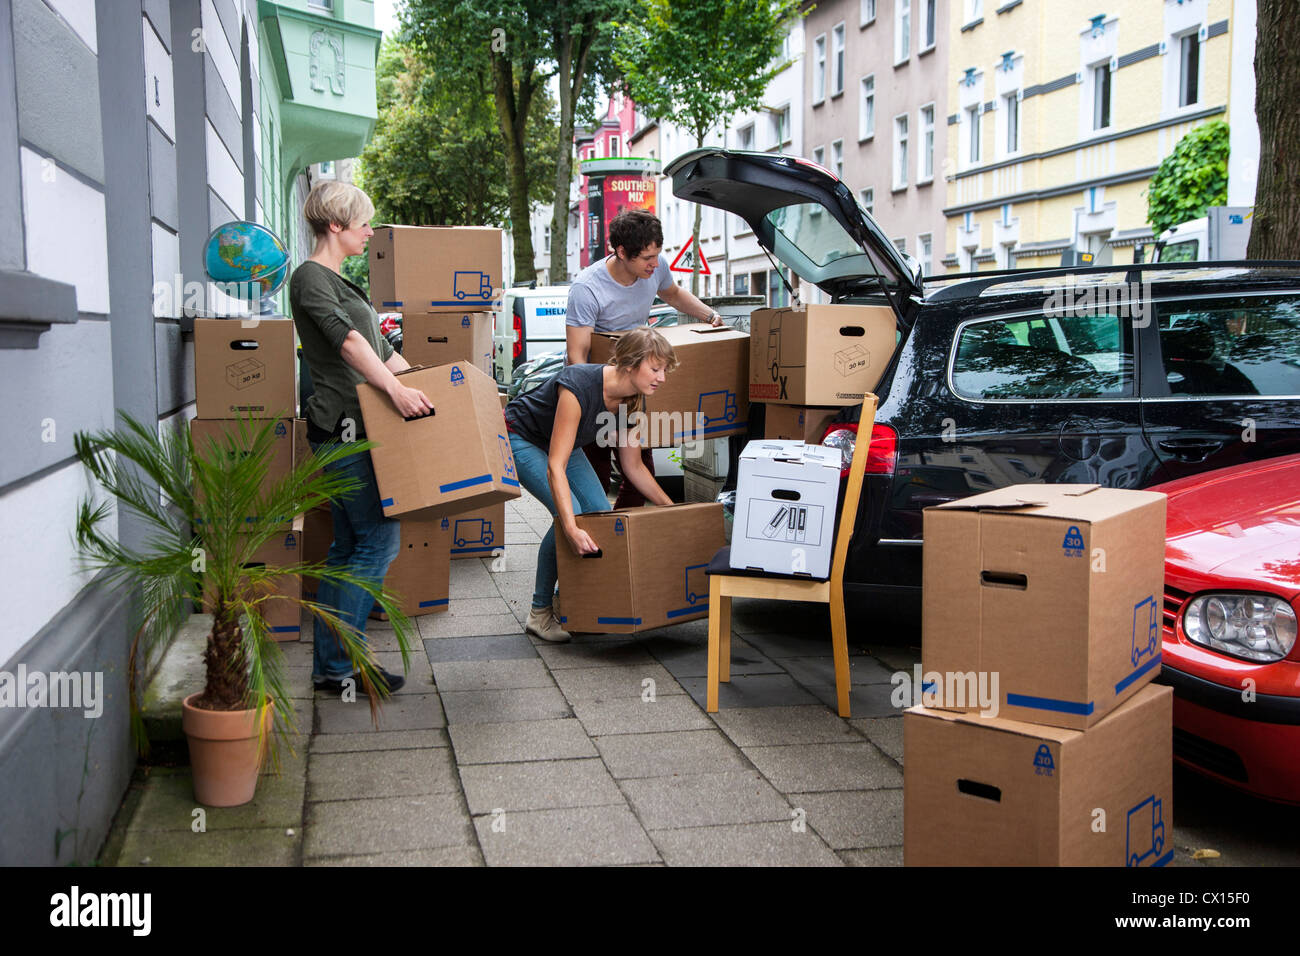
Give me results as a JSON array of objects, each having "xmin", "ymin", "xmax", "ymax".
[{"xmin": 181, "ymin": 693, "xmax": 274, "ymax": 807}]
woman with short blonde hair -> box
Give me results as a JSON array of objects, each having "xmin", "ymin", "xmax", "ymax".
[{"xmin": 502, "ymin": 327, "xmax": 679, "ymax": 642}]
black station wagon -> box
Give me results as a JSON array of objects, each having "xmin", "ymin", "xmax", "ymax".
[{"xmin": 666, "ymin": 148, "xmax": 1300, "ymax": 623}]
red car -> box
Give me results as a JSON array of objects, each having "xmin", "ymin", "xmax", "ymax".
[{"xmin": 1154, "ymin": 454, "xmax": 1300, "ymax": 804}]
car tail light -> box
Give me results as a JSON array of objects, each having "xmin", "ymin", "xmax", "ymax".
[
  {"xmin": 512, "ymin": 313, "xmax": 523, "ymax": 360},
  {"xmin": 821, "ymin": 422, "xmax": 898, "ymax": 478}
]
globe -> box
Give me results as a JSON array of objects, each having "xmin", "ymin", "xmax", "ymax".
[{"xmin": 203, "ymin": 220, "xmax": 291, "ymax": 301}]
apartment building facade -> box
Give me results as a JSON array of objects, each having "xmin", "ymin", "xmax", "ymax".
[{"xmin": 942, "ymin": 0, "xmax": 1250, "ymax": 272}]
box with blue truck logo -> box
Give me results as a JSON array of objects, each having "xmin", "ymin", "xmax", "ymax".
[
  {"xmin": 400, "ymin": 312, "xmax": 494, "ymax": 377},
  {"xmin": 443, "ymin": 502, "xmax": 506, "ymax": 560},
  {"xmin": 357, "ymin": 362, "xmax": 521, "ymax": 518},
  {"xmin": 554, "ymin": 503, "xmax": 725, "ymax": 634},
  {"xmin": 903, "ymin": 683, "xmax": 1173, "ymax": 866},
  {"xmin": 366, "ymin": 225, "xmax": 503, "ymax": 313},
  {"xmin": 922, "ymin": 484, "xmax": 1167, "ymax": 730}
]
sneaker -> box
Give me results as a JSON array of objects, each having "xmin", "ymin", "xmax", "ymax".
[
  {"xmin": 313, "ymin": 667, "xmax": 406, "ymax": 695},
  {"xmin": 525, "ymin": 605, "xmax": 571, "ymax": 643}
]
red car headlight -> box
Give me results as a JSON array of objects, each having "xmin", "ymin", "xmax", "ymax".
[{"xmin": 1183, "ymin": 593, "xmax": 1298, "ymax": 663}]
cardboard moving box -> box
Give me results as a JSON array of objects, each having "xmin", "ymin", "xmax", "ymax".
[
  {"xmin": 588, "ymin": 324, "xmax": 750, "ymax": 445},
  {"xmin": 357, "ymin": 362, "xmax": 521, "ymax": 518},
  {"xmin": 922, "ymin": 484, "xmax": 1168, "ymax": 730},
  {"xmin": 401, "ymin": 312, "xmax": 494, "ymax": 376},
  {"xmin": 555, "ymin": 503, "xmax": 725, "ymax": 634},
  {"xmin": 763, "ymin": 404, "xmax": 840, "ymax": 443},
  {"xmin": 903, "ymin": 683, "xmax": 1173, "ymax": 866},
  {"xmin": 195, "ymin": 318, "xmax": 297, "ymax": 419},
  {"xmin": 731, "ymin": 440, "xmax": 842, "ymax": 579},
  {"xmin": 368, "ymin": 225, "xmax": 503, "ymax": 312},
  {"xmin": 190, "ymin": 417, "xmax": 299, "ymax": 530},
  {"xmin": 748, "ymin": 305, "xmax": 895, "ymax": 406},
  {"xmin": 439, "ymin": 502, "xmax": 506, "ymax": 559}
]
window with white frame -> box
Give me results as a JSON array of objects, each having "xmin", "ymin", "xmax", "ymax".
[
  {"xmin": 813, "ymin": 34, "xmax": 826, "ymax": 104},
  {"xmin": 777, "ymin": 105, "xmax": 791, "ymax": 144},
  {"xmin": 738, "ymin": 123, "xmax": 755, "ymax": 150},
  {"xmin": 608, "ymin": 136, "xmax": 620, "ymax": 157},
  {"xmin": 832, "ymin": 23, "xmax": 845, "ymax": 96},
  {"xmin": 921, "ymin": 0, "xmax": 936, "ymax": 50},
  {"xmin": 860, "ymin": 187, "xmax": 874, "ymax": 216},
  {"xmin": 965, "ymin": 0, "xmax": 982, "ymax": 24},
  {"xmin": 861, "ymin": 0, "xmax": 876, "ymax": 27},
  {"xmin": 544, "ymin": 225, "xmax": 551, "ymax": 252},
  {"xmin": 1092, "ymin": 62, "xmax": 1112, "ymax": 130},
  {"xmin": 832, "ymin": 139, "xmax": 844, "ymax": 178},
  {"xmin": 966, "ymin": 104, "xmax": 981, "ymax": 164},
  {"xmin": 1179, "ymin": 32, "xmax": 1200, "ymax": 106},
  {"xmin": 813, "ymin": 144, "xmax": 826, "ymax": 168},
  {"xmin": 859, "ymin": 75, "xmax": 875, "ymax": 140},
  {"xmin": 919, "ymin": 104, "xmax": 934, "ymax": 182},
  {"xmin": 918, "ymin": 233, "xmax": 932, "ymax": 275},
  {"xmin": 1004, "ymin": 92, "xmax": 1019, "ymax": 153},
  {"xmin": 892, "ymin": 237, "xmax": 906, "ymax": 255},
  {"xmin": 893, "ymin": 114, "xmax": 909, "ymax": 189},
  {"xmin": 895, "ymin": 0, "xmax": 910, "ymax": 64}
]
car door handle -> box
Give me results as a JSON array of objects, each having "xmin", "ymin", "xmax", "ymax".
[{"xmin": 1157, "ymin": 438, "xmax": 1224, "ymax": 462}]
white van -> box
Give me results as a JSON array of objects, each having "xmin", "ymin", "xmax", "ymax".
[{"xmin": 493, "ymin": 286, "xmax": 570, "ymax": 384}]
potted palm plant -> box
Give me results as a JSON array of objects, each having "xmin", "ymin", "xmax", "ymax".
[{"xmin": 74, "ymin": 414, "xmax": 417, "ymax": 807}]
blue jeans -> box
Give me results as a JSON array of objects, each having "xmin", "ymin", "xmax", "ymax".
[
  {"xmin": 309, "ymin": 441, "xmax": 402, "ymax": 681},
  {"xmin": 509, "ymin": 432, "xmax": 611, "ymax": 609}
]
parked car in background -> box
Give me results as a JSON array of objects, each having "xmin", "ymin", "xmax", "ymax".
[
  {"xmin": 1153, "ymin": 454, "xmax": 1300, "ymax": 805},
  {"xmin": 666, "ymin": 147, "xmax": 1300, "ymax": 624}
]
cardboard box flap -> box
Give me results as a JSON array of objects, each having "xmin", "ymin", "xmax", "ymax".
[
  {"xmin": 904, "ymin": 704, "xmax": 1081, "ymax": 745},
  {"xmin": 933, "ymin": 484, "xmax": 1164, "ymax": 524}
]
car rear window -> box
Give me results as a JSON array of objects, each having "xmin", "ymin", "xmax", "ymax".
[
  {"xmin": 1157, "ymin": 297, "xmax": 1300, "ymax": 397},
  {"xmin": 951, "ymin": 313, "xmax": 1134, "ymax": 400}
]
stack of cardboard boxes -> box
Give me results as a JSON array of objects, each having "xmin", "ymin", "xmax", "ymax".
[
  {"xmin": 192, "ymin": 318, "xmax": 305, "ymax": 641},
  {"xmin": 748, "ymin": 304, "xmax": 894, "ymax": 445},
  {"xmin": 905, "ymin": 485, "xmax": 1173, "ymax": 866}
]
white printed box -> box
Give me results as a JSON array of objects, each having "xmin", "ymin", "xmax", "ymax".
[{"xmin": 730, "ymin": 440, "xmax": 842, "ymax": 579}]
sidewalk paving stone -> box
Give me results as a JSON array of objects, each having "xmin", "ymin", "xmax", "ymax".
[
  {"xmin": 710, "ymin": 705, "xmax": 862, "ymax": 747},
  {"xmin": 309, "ymin": 729, "xmax": 450, "ymax": 754},
  {"xmin": 652, "ymin": 638, "xmax": 785, "ymax": 680},
  {"xmin": 536, "ymin": 641, "xmax": 656, "ymax": 670},
  {"xmin": 779, "ymin": 654, "xmax": 898, "ymax": 687},
  {"xmin": 423, "ymin": 634, "xmax": 538, "ymax": 662},
  {"xmin": 552, "ymin": 663, "xmax": 683, "ymax": 702},
  {"xmin": 431, "ymin": 658, "xmax": 555, "ymax": 691},
  {"xmin": 573, "ymin": 695, "xmax": 714, "ymax": 736},
  {"xmin": 790, "ymin": 789, "xmax": 905, "ymax": 850},
  {"xmin": 419, "ymin": 613, "xmax": 527, "ymax": 640},
  {"xmin": 449, "ymin": 560, "xmax": 503, "ymax": 598},
  {"xmin": 649, "ymin": 821, "xmax": 842, "ymax": 867},
  {"xmin": 866, "ymin": 647, "xmax": 923, "ymax": 672},
  {"xmin": 678, "ymin": 673, "xmax": 820, "ymax": 709},
  {"xmin": 850, "ymin": 717, "xmax": 904, "ymax": 763},
  {"xmin": 804, "ymin": 681, "xmax": 903, "ymax": 718},
  {"xmin": 449, "ymin": 718, "xmax": 598, "ymax": 765},
  {"xmin": 619, "ymin": 770, "xmax": 792, "ymax": 829},
  {"xmin": 122, "ymin": 764, "xmax": 303, "ymax": 833},
  {"xmin": 305, "ymin": 846, "xmax": 483, "ymax": 866},
  {"xmin": 303, "ymin": 793, "xmax": 475, "ymax": 858},
  {"xmin": 438, "ymin": 597, "xmax": 516, "ymax": 618},
  {"xmin": 472, "ymin": 805, "xmax": 661, "ymax": 867},
  {"xmin": 118, "ymin": 826, "xmax": 301, "ymax": 867},
  {"xmin": 740, "ymin": 630, "xmax": 868, "ymax": 660},
  {"xmin": 839, "ymin": 846, "xmax": 904, "ymax": 866},
  {"xmin": 440, "ymin": 686, "xmax": 572, "ymax": 724},
  {"xmin": 315, "ymin": 693, "xmax": 446, "ymax": 734},
  {"xmin": 459, "ymin": 757, "xmax": 625, "ymax": 814},
  {"xmin": 742, "ymin": 742, "xmax": 903, "ymax": 793},
  {"xmin": 593, "ymin": 729, "xmax": 750, "ymax": 780},
  {"xmin": 307, "ymin": 748, "xmax": 460, "ymax": 802}
]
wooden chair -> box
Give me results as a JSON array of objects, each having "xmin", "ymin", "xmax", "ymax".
[{"xmin": 706, "ymin": 394, "xmax": 878, "ymax": 718}]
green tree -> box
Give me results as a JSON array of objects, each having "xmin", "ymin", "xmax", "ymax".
[
  {"xmin": 1145, "ymin": 120, "xmax": 1230, "ymax": 237},
  {"xmin": 1247, "ymin": 0, "xmax": 1300, "ymax": 258},
  {"xmin": 356, "ymin": 37, "xmax": 557, "ymax": 239},
  {"xmin": 401, "ymin": 0, "xmax": 630, "ymax": 284},
  {"xmin": 614, "ymin": 0, "xmax": 804, "ymax": 293}
]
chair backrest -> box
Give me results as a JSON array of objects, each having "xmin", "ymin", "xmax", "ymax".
[{"xmin": 828, "ymin": 393, "xmax": 878, "ymax": 591}]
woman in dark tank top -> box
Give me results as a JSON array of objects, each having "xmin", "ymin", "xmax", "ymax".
[{"xmin": 503, "ymin": 328, "xmax": 679, "ymax": 643}]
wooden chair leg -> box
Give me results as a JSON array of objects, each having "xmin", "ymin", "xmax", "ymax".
[
  {"xmin": 830, "ymin": 596, "xmax": 851, "ymax": 719},
  {"xmin": 718, "ymin": 590, "xmax": 732, "ymax": 684},
  {"xmin": 707, "ymin": 576, "xmax": 723, "ymax": 712}
]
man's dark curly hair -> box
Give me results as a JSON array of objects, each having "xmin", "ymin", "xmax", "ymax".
[{"xmin": 608, "ymin": 210, "xmax": 664, "ymax": 259}]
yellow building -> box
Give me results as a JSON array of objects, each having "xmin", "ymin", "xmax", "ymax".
[{"xmin": 941, "ymin": 0, "xmax": 1244, "ymax": 272}]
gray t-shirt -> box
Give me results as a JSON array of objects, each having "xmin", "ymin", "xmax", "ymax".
[
  {"xmin": 504, "ymin": 364, "xmax": 611, "ymax": 452},
  {"xmin": 565, "ymin": 254, "xmax": 674, "ymax": 331}
]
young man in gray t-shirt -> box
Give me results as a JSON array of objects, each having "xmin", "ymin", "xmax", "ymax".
[{"xmin": 565, "ymin": 210, "xmax": 720, "ymax": 507}]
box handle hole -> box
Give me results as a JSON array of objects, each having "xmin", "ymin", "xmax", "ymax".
[
  {"xmin": 229, "ymin": 340, "xmax": 261, "ymax": 350},
  {"xmin": 772, "ymin": 489, "xmax": 801, "ymax": 501},
  {"xmin": 957, "ymin": 779, "xmax": 1002, "ymax": 802},
  {"xmin": 981, "ymin": 570, "xmax": 1027, "ymax": 589},
  {"xmin": 838, "ymin": 326, "xmax": 866, "ymax": 337}
]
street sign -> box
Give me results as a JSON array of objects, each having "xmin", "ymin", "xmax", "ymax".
[{"xmin": 669, "ymin": 237, "xmax": 712, "ymax": 275}]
